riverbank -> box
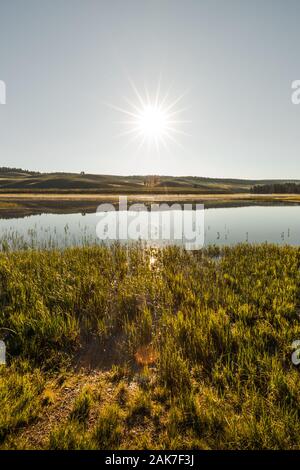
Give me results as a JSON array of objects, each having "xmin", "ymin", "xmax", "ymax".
[{"xmin": 1, "ymin": 193, "xmax": 300, "ymax": 218}]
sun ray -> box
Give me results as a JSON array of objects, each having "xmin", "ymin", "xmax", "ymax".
[
  {"xmin": 145, "ymin": 85, "xmax": 151, "ymax": 107},
  {"xmin": 167, "ymin": 107, "xmax": 190, "ymax": 118},
  {"xmin": 159, "ymin": 86, "xmax": 172, "ymax": 108},
  {"xmin": 111, "ymin": 81, "xmax": 190, "ymax": 152},
  {"xmin": 128, "ymin": 77, "xmax": 146, "ymax": 108},
  {"xmin": 165, "ymin": 126, "xmax": 191, "ymax": 136},
  {"xmin": 123, "ymin": 97, "xmax": 143, "ymax": 114},
  {"xmin": 108, "ymin": 103, "xmax": 140, "ymax": 119},
  {"xmin": 117, "ymin": 126, "xmax": 144, "ymax": 138},
  {"xmin": 163, "ymin": 90, "xmax": 188, "ymax": 113},
  {"xmin": 163, "ymin": 129, "xmax": 184, "ymax": 149},
  {"xmin": 155, "ymin": 76, "xmax": 161, "ymax": 108},
  {"xmin": 160, "ymin": 135, "xmax": 170, "ymax": 152}
]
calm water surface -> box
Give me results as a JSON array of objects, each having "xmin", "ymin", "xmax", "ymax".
[{"xmin": 0, "ymin": 205, "xmax": 300, "ymax": 248}]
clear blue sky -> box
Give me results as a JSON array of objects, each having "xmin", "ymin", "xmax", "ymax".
[{"xmin": 0, "ymin": 0, "xmax": 300, "ymax": 178}]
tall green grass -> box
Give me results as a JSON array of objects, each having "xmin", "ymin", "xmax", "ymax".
[{"xmin": 1, "ymin": 243, "xmax": 300, "ymax": 448}]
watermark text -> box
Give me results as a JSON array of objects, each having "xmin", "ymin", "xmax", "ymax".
[{"xmin": 96, "ymin": 196, "xmax": 204, "ymax": 250}]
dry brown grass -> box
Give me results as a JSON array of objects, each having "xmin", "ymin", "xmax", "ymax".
[{"xmin": 1, "ymin": 192, "xmax": 300, "ymax": 203}]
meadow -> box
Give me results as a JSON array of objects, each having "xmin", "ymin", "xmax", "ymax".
[
  {"xmin": 1, "ymin": 241, "xmax": 300, "ymax": 449},
  {"xmin": 2, "ymin": 167, "xmax": 300, "ymax": 218},
  {"xmin": 2, "ymin": 167, "xmax": 300, "ymax": 194}
]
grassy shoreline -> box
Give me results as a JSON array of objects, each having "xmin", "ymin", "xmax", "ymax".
[
  {"xmin": 1, "ymin": 243, "xmax": 300, "ymax": 449},
  {"xmin": 2, "ymin": 192, "xmax": 300, "ymax": 200},
  {"xmin": 1, "ymin": 193, "xmax": 300, "ymax": 218}
]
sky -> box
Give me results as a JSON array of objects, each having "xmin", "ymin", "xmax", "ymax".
[{"xmin": 0, "ymin": 0, "xmax": 300, "ymax": 179}]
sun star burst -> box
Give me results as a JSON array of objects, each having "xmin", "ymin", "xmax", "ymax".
[{"xmin": 111, "ymin": 79, "xmax": 190, "ymax": 152}]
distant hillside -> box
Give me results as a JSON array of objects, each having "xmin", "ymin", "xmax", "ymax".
[{"xmin": 1, "ymin": 168, "xmax": 300, "ymax": 193}]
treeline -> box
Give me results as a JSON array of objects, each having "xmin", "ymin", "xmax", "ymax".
[
  {"xmin": 0, "ymin": 167, "xmax": 40, "ymax": 174},
  {"xmin": 251, "ymin": 183, "xmax": 300, "ymax": 194}
]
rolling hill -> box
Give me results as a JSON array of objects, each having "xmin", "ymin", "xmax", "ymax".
[{"xmin": 1, "ymin": 168, "xmax": 300, "ymax": 194}]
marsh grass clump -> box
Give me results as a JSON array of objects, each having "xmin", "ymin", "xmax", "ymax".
[
  {"xmin": 49, "ymin": 421, "xmax": 92, "ymax": 450},
  {"xmin": 158, "ymin": 335, "xmax": 191, "ymax": 393},
  {"xmin": 92, "ymin": 403, "xmax": 124, "ymax": 449},
  {"xmin": 69, "ymin": 387, "xmax": 92, "ymax": 425},
  {"xmin": 1, "ymin": 242, "xmax": 300, "ymax": 449},
  {"xmin": 127, "ymin": 389, "xmax": 152, "ymax": 423},
  {"xmin": 0, "ymin": 361, "xmax": 44, "ymax": 443}
]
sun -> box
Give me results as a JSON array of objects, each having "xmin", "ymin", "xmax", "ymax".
[
  {"xmin": 137, "ymin": 104, "xmax": 168, "ymax": 139},
  {"xmin": 110, "ymin": 79, "xmax": 189, "ymax": 152}
]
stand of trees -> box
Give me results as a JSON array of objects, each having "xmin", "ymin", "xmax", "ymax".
[
  {"xmin": 251, "ymin": 183, "xmax": 300, "ymax": 194},
  {"xmin": 0, "ymin": 167, "xmax": 40, "ymax": 174}
]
